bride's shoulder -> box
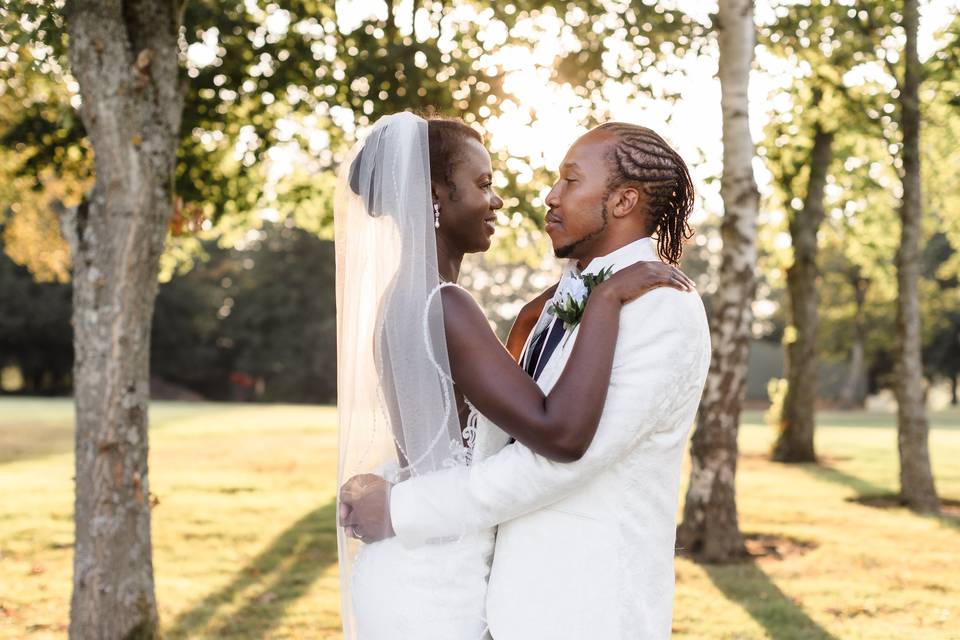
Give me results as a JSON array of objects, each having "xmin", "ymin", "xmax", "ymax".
[
  {"xmin": 438, "ymin": 284, "xmax": 481, "ymax": 315},
  {"xmin": 437, "ymin": 282, "xmax": 476, "ymax": 305},
  {"xmin": 434, "ymin": 285, "xmax": 490, "ymax": 337}
]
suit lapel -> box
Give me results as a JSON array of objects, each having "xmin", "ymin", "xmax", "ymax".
[
  {"xmin": 533, "ymin": 237, "xmax": 660, "ymax": 392},
  {"xmin": 534, "ymin": 323, "xmax": 580, "ymax": 392}
]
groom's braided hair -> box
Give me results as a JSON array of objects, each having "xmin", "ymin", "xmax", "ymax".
[
  {"xmin": 596, "ymin": 122, "xmax": 695, "ymax": 265},
  {"xmin": 427, "ymin": 117, "xmax": 483, "ymax": 202}
]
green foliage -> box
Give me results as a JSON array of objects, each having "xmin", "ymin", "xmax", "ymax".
[
  {"xmin": 1, "ymin": 0, "xmax": 703, "ymax": 276},
  {"xmin": 152, "ymin": 221, "xmax": 337, "ymax": 403},
  {"xmin": 0, "ymin": 220, "xmax": 339, "ymax": 402},
  {"xmin": 757, "ymin": 0, "xmax": 960, "ymax": 395},
  {"xmin": 0, "ymin": 238, "xmax": 72, "ymax": 393}
]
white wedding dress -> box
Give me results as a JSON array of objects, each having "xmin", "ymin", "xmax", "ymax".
[
  {"xmin": 335, "ymin": 113, "xmax": 500, "ymax": 639},
  {"xmin": 348, "ymin": 409, "xmax": 500, "ymax": 640},
  {"xmin": 350, "ymin": 530, "xmax": 493, "ymax": 639}
]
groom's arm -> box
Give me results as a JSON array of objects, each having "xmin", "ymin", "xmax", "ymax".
[{"xmin": 390, "ymin": 289, "xmax": 709, "ymax": 547}]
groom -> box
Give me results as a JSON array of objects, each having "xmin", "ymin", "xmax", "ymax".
[{"xmin": 340, "ymin": 122, "xmax": 711, "ymax": 639}]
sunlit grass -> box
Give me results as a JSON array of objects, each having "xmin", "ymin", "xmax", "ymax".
[
  {"xmin": 0, "ymin": 399, "xmax": 957, "ymax": 639},
  {"xmin": 0, "ymin": 399, "xmax": 340, "ymax": 639},
  {"xmin": 673, "ymin": 409, "xmax": 960, "ymax": 640}
]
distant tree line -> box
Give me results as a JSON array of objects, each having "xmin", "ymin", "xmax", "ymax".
[{"xmin": 0, "ymin": 220, "xmax": 336, "ymax": 403}]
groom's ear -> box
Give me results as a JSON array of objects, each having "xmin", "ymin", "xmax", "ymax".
[{"xmin": 609, "ymin": 184, "xmax": 643, "ymax": 219}]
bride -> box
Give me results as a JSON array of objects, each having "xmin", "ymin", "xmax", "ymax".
[{"xmin": 334, "ymin": 112, "xmax": 693, "ymax": 639}]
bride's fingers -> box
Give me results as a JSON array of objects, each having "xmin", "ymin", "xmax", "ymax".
[{"xmin": 670, "ymin": 268, "xmax": 695, "ymax": 290}]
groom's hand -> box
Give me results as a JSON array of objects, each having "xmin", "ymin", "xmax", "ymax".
[{"xmin": 339, "ymin": 474, "xmax": 396, "ymax": 543}]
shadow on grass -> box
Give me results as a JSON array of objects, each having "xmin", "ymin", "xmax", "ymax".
[
  {"xmin": 0, "ymin": 422, "xmax": 75, "ymax": 465},
  {"xmin": 165, "ymin": 499, "xmax": 338, "ymax": 639},
  {"xmin": 703, "ymin": 561, "xmax": 840, "ymax": 640},
  {"xmin": 801, "ymin": 463, "xmax": 889, "ymax": 496},
  {"xmin": 801, "ymin": 464, "xmax": 960, "ymax": 532}
]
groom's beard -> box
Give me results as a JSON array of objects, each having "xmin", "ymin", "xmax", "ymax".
[{"xmin": 554, "ymin": 203, "xmax": 609, "ymax": 259}]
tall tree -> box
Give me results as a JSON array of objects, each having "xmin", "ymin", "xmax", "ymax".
[
  {"xmin": 677, "ymin": 0, "xmax": 759, "ymax": 562},
  {"xmin": 895, "ymin": 0, "xmax": 938, "ymax": 513},
  {"xmin": 63, "ymin": 0, "xmax": 183, "ymax": 635},
  {"xmin": 836, "ymin": 265, "xmax": 870, "ymax": 409},
  {"xmin": 772, "ymin": 120, "xmax": 832, "ymax": 462}
]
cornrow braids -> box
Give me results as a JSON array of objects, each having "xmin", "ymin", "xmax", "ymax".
[{"xmin": 595, "ymin": 122, "xmax": 695, "ymax": 265}]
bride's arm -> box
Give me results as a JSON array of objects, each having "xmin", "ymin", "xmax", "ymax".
[
  {"xmin": 504, "ymin": 283, "xmax": 557, "ymax": 362},
  {"xmin": 443, "ymin": 261, "xmax": 693, "ymax": 462}
]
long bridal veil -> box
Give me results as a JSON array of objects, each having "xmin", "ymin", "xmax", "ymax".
[{"xmin": 334, "ymin": 112, "xmax": 469, "ymax": 637}]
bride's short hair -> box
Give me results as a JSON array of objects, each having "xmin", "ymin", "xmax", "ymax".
[
  {"xmin": 348, "ymin": 114, "xmax": 483, "ymax": 215},
  {"xmin": 426, "ymin": 117, "xmax": 483, "ymax": 202}
]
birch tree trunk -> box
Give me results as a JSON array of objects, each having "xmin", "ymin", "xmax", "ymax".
[
  {"xmin": 63, "ymin": 1, "xmax": 183, "ymax": 636},
  {"xmin": 773, "ymin": 125, "xmax": 833, "ymax": 462},
  {"xmin": 676, "ymin": 0, "xmax": 758, "ymax": 562},
  {"xmin": 895, "ymin": 0, "xmax": 939, "ymax": 514}
]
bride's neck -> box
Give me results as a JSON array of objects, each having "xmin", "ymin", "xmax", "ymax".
[{"xmin": 436, "ymin": 240, "xmax": 463, "ymax": 283}]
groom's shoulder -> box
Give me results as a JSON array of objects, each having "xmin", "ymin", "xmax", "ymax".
[{"xmin": 621, "ymin": 287, "xmax": 707, "ymax": 330}]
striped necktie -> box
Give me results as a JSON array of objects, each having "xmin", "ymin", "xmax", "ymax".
[{"xmin": 524, "ymin": 316, "xmax": 566, "ymax": 381}]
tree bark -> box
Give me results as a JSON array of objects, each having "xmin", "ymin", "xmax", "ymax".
[
  {"xmin": 676, "ymin": 0, "xmax": 758, "ymax": 563},
  {"xmin": 773, "ymin": 124, "xmax": 833, "ymax": 462},
  {"xmin": 895, "ymin": 0, "xmax": 939, "ymax": 514},
  {"xmin": 838, "ymin": 271, "xmax": 869, "ymax": 410},
  {"xmin": 63, "ymin": 1, "xmax": 183, "ymax": 637}
]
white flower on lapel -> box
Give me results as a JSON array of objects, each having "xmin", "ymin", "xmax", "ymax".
[
  {"xmin": 556, "ymin": 274, "xmax": 589, "ymax": 306},
  {"xmin": 547, "ymin": 266, "xmax": 614, "ymax": 333}
]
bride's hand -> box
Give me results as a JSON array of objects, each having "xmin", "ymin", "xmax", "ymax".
[{"xmin": 594, "ymin": 261, "xmax": 695, "ymax": 306}]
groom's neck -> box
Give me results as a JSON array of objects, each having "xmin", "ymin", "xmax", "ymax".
[{"xmin": 574, "ymin": 231, "xmax": 649, "ymax": 270}]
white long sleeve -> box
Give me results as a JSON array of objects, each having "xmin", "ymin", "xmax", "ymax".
[{"xmin": 390, "ymin": 289, "xmax": 710, "ymax": 548}]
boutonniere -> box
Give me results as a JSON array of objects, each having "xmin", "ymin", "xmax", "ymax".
[{"xmin": 547, "ymin": 266, "xmax": 615, "ymax": 334}]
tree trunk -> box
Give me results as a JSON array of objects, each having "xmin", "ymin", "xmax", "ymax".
[
  {"xmin": 951, "ymin": 374, "xmax": 958, "ymax": 406},
  {"xmin": 773, "ymin": 124, "xmax": 833, "ymax": 462},
  {"xmin": 838, "ymin": 272, "xmax": 869, "ymax": 410},
  {"xmin": 895, "ymin": 0, "xmax": 939, "ymax": 514},
  {"xmin": 676, "ymin": 0, "xmax": 758, "ymax": 563},
  {"xmin": 63, "ymin": 1, "xmax": 183, "ymax": 637}
]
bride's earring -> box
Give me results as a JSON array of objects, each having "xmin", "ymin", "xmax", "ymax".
[{"xmin": 433, "ymin": 202, "xmax": 440, "ymax": 229}]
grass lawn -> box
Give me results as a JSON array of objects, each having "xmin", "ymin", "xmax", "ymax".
[{"xmin": 0, "ymin": 397, "xmax": 957, "ymax": 639}]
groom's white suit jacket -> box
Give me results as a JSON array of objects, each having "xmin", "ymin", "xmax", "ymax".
[{"xmin": 391, "ymin": 237, "xmax": 711, "ymax": 639}]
